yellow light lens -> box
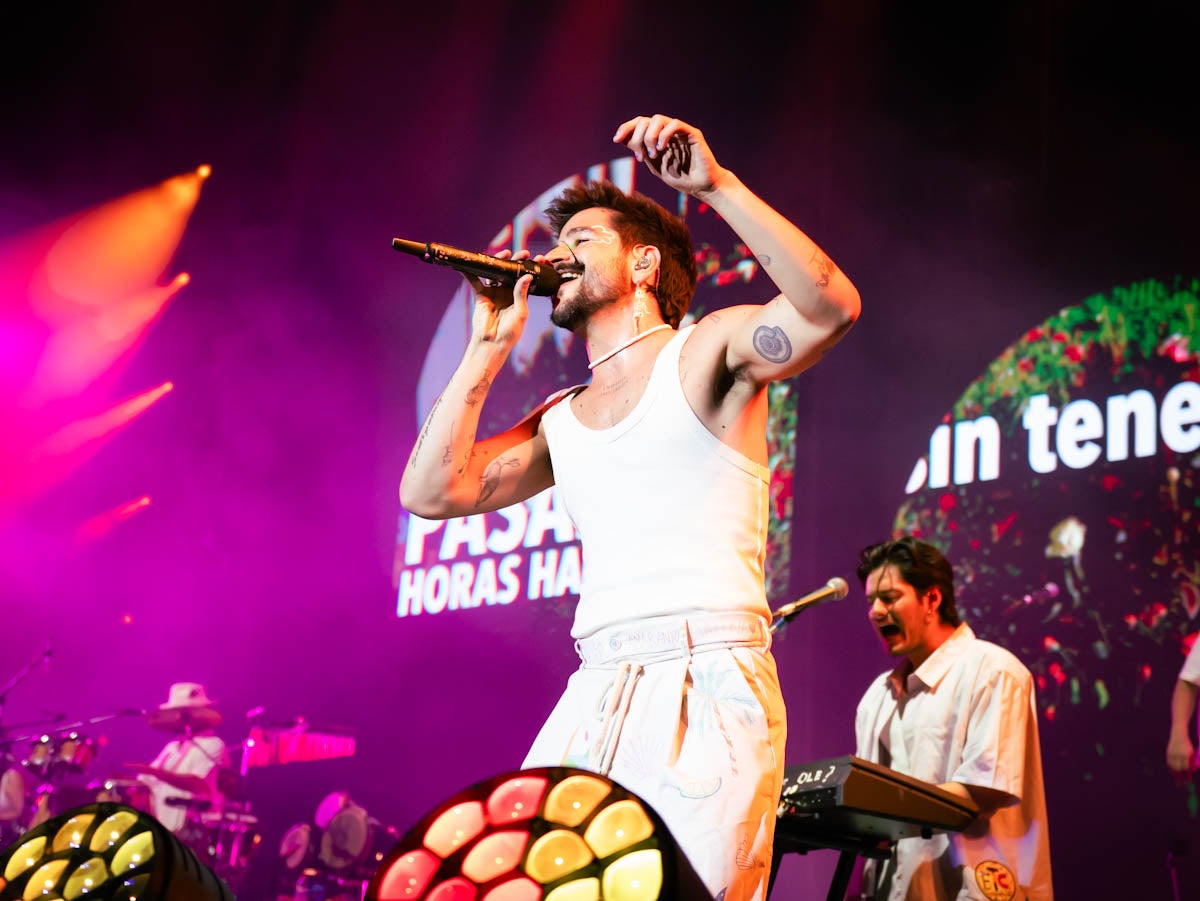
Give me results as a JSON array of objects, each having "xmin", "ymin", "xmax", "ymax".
[
  {"xmin": 525, "ymin": 830, "xmax": 594, "ymax": 884},
  {"xmin": 88, "ymin": 812, "xmax": 141, "ymax": 850},
  {"xmin": 600, "ymin": 849, "xmax": 663, "ymax": 901},
  {"xmin": 583, "ymin": 801, "xmax": 654, "ymax": 858},
  {"xmin": 543, "ymin": 775, "xmax": 611, "ymax": 827},
  {"xmin": 4, "ymin": 836, "xmax": 47, "ymax": 881},
  {"xmin": 62, "ymin": 857, "xmax": 110, "ymax": 900},
  {"xmin": 544, "ymin": 876, "xmax": 601, "ymax": 901},
  {"xmin": 23, "ymin": 859, "xmax": 69, "ymax": 901},
  {"xmin": 111, "ymin": 831, "xmax": 156, "ymax": 872},
  {"xmin": 51, "ymin": 815, "xmax": 96, "ymax": 852}
]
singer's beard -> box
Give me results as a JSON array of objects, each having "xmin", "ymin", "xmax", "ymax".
[{"xmin": 550, "ymin": 275, "xmax": 615, "ymax": 332}]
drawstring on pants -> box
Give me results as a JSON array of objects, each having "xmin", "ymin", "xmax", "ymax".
[{"xmin": 591, "ymin": 661, "xmax": 644, "ymax": 776}]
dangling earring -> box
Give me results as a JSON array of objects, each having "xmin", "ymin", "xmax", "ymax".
[{"xmin": 633, "ymin": 285, "xmax": 650, "ymax": 331}]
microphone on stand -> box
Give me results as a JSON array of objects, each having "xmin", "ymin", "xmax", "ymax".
[
  {"xmin": 392, "ymin": 238, "xmax": 563, "ymax": 296},
  {"xmin": 770, "ymin": 577, "xmax": 850, "ymax": 633}
]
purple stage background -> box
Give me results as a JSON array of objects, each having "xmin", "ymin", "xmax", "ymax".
[{"xmin": 2, "ymin": 3, "xmax": 1197, "ymax": 899}]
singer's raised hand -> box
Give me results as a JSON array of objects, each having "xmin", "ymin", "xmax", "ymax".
[
  {"xmin": 613, "ymin": 115, "xmax": 730, "ymax": 198},
  {"xmin": 467, "ymin": 248, "xmax": 531, "ymax": 349}
]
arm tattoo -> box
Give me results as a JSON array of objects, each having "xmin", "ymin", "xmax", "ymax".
[
  {"xmin": 476, "ymin": 456, "xmax": 519, "ymax": 506},
  {"xmin": 811, "ymin": 251, "xmax": 834, "ymax": 289},
  {"xmin": 457, "ymin": 447, "xmax": 475, "ymax": 476},
  {"xmin": 408, "ymin": 393, "xmax": 444, "ymax": 469},
  {"xmin": 465, "ymin": 373, "xmax": 491, "ymax": 406},
  {"xmin": 753, "ymin": 325, "xmax": 793, "ymax": 364}
]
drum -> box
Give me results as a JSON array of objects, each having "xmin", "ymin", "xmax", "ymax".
[
  {"xmin": 314, "ymin": 790, "xmax": 353, "ymax": 830},
  {"xmin": 318, "ymin": 803, "xmax": 389, "ymax": 877},
  {"xmin": 190, "ymin": 805, "xmax": 261, "ymax": 894},
  {"xmin": 91, "ymin": 776, "xmax": 153, "ymax": 812},
  {"xmin": 55, "ymin": 733, "xmax": 96, "ymax": 771},
  {"xmin": 23, "ymin": 732, "xmax": 95, "ymax": 777},
  {"xmin": 276, "ymin": 822, "xmax": 319, "ymax": 899},
  {"xmin": 280, "ymin": 821, "xmax": 318, "ymax": 871}
]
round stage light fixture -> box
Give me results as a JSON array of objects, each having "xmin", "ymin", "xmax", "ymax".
[
  {"xmin": 0, "ymin": 801, "xmax": 233, "ymax": 901},
  {"xmin": 364, "ymin": 767, "xmax": 710, "ymax": 901}
]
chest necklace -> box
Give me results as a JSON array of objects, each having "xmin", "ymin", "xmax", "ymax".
[{"xmin": 587, "ymin": 324, "xmax": 673, "ymax": 371}]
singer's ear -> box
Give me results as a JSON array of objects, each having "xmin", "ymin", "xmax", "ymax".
[
  {"xmin": 924, "ymin": 586, "xmax": 942, "ymax": 615},
  {"xmin": 630, "ymin": 245, "xmax": 660, "ymax": 282}
]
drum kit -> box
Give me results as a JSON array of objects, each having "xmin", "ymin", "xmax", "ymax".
[
  {"xmin": 274, "ymin": 790, "xmax": 399, "ymax": 901},
  {"xmin": 0, "ymin": 706, "xmax": 264, "ymax": 896},
  {"xmin": 1, "ymin": 652, "xmax": 370, "ymax": 901}
]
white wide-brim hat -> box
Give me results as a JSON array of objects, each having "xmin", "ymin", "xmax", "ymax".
[{"xmin": 161, "ymin": 682, "xmax": 218, "ymax": 710}]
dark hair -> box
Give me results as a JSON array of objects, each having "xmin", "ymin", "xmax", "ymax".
[
  {"xmin": 856, "ymin": 536, "xmax": 960, "ymax": 626},
  {"xmin": 544, "ymin": 181, "xmax": 697, "ymax": 328}
]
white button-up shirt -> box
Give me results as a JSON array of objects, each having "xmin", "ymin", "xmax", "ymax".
[{"xmin": 855, "ymin": 624, "xmax": 1053, "ymax": 900}]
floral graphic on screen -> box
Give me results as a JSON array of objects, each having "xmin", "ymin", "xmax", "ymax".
[{"xmin": 893, "ymin": 277, "xmax": 1200, "ymax": 796}]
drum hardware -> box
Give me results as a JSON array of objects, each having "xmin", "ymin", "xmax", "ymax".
[
  {"xmin": 22, "ymin": 730, "xmax": 97, "ymax": 778},
  {"xmin": 187, "ymin": 801, "xmax": 262, "ymax": 894},
  {"xmin": 274, "ymin": 790, "xmax": 400, "ymax": 899},
  {"xmin": 280, "ymin": 821, "xmax": 318, "ymax": 870},
  {"xmin": 88, "ymin": 775, "xmax": 154, "ymax": 813},
  {"xmin": 292, "ymin": 868, "xmax": 369, "ymax": 901}
]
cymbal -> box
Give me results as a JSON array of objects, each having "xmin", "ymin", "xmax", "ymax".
[
  {"xmin": 145, "ymin": 705, "xmax": 222, "ymax": 732},
  {"xmin": 122, "ymin": 762, "xmax": 212, "ymax": 797}
]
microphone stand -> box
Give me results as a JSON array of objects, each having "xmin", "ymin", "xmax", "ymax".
[
  {"xmin": 770, "ymin": 599, "xmax": 810, "ymax": 633},
  {"xmin": 769, "ymin": 578, "xmax": 850, "ymax": 634},
  {"xmin": 0, "ymin": 642, "xmax": 52, "ymax": 735}
]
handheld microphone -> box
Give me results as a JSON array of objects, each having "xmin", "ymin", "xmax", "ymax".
[
  {"xmin": 392, "ymin": 238, "xmax": 563, "ymax": 296},
  {"xmin": 770, "ymin": 576, "xmax": 850, "ymax": 632}
]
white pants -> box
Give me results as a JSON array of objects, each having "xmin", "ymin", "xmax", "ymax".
[{"xmin": 523, "ymin": 613, "xmax": 787, "ymax": 901}]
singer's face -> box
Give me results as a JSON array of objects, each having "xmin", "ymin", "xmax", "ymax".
[
  {"xmin": 865, "ymin": 564, "xmax": 940, "ymax": 666},
  {"xmin": 548, "ymin": 209, "xmax": 626, "ymax": 331}
]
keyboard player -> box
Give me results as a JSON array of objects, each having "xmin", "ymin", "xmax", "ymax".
[{"xmin": 852, "ymin": 537, "xmax": 1053, "ymax": 901}]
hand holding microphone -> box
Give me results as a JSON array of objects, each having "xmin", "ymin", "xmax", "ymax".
[{"xmin": 392, "ymin": 239, "xmax": 562, "ymax": 296}]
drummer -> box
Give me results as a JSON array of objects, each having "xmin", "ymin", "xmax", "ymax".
[{"xmin": 136, "ymin": 682, "xmax": 229, "ymax": 833}]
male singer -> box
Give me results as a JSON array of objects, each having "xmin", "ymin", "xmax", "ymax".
[
  {"xmin": 400, "ymin": 114, "xmax": 861, "ymax": 901},
  {"xmin": 854, "ymin": 537, "xmax": 1053, "ymax": 900}
]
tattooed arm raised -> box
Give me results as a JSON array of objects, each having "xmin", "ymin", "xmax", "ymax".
[
  {"xmin": 614, "ymin": 114, "xmax": 861, "ymax": 391},
  {"xmin": 399, "ymin": 253, "xmax": 555, "ymax": 519}
]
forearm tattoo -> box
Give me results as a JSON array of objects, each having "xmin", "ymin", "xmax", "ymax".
[
  {"xmin": 753, "ymin": 325, "xmax": 793, "ymax": 364},
  {"xmin": 457, "ymin": 447, "xmax": 475, "ymax": 476},
  {"xmin": 465, "ymin": 373, "xmax": 491, "ymax": 406},
  {"xmin": 477, "ymin": 456, "xmax": 519, "ymax": 506},
  {"xmin": 409, "ymin": 393, "xmax": 444, "ymax": 469}
]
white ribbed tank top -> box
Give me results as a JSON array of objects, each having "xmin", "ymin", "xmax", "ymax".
[{"xmin": 541, "ymin": 325, "xmax": 772, "ymax": 639}]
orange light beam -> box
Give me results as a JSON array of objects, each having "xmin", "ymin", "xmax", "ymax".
[
  {"xmin": 31, "ymin": 380, "xmax": 175, "ymax": 462},
  {"xmin": 76, "ymin": 494, "xmax": 153, "ymax": 543}
]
